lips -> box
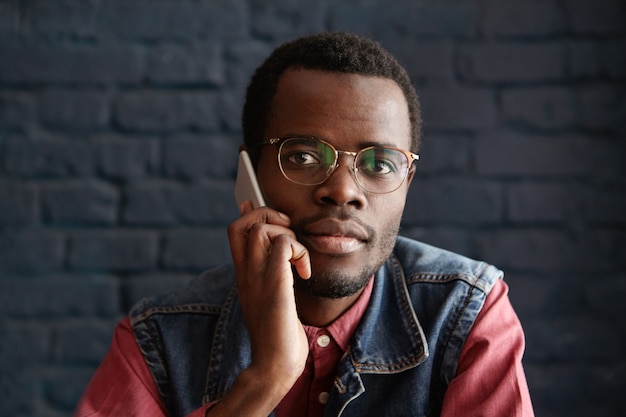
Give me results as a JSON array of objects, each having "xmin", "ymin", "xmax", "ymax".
[{"xmin": 300, "ymin": 218, "xmax": 369, "ymax": 255}]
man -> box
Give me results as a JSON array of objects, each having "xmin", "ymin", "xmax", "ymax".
[{"xmin": 75, "ymin": 32, "xmax": 534, "ymax": 417}]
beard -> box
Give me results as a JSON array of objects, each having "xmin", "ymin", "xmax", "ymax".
[
  {"xmin": 293, "ymin": 263, "xmax": 376, "ymax": 298},
  {"xmin": 291, "ymin": 211, "xmax": 401, "ymax": 299}
]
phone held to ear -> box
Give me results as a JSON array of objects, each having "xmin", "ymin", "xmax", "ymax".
[{"xmin": 235, "ymin": 150, "xmax": 266, "ymax": 209}]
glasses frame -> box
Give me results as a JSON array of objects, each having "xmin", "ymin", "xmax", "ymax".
[{"xmin": 261, "ymin": 136, "xmax": 419, "ymax": 194}]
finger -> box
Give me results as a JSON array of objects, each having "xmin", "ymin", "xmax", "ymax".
[
  {"xmin": 228, "ymin": 208, "xmax": 292, "ymax": 265},
  {"xmin": 290, "ymin": 244, "xmax": 311, "ymax": 279},
  {"xmin": 245, "ymin": 223, "xmax": 298, "ymax": 268},
  {"xmin": 262, "ymin": 234, "xmax": 310, "ymax": 285},
  {"xmin": 239, "ymin": 200, "xmax": 254, "ymax": 215}
]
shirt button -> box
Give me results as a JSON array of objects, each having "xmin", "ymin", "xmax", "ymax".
[
  {"xmin": 317, "ymin": 334, "xmax": 331, "ymax": 348},
  {"xmin": 318, "ymin": 391, "xmax": 330, "ymax": 404}
]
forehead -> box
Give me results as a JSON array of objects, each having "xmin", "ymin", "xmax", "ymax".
[{"xmin": 266, "ymin": 69, "xmax": 411, "ymax": 150}]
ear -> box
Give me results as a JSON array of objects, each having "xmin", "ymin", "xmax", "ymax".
[{"xmin": 406, "ymin": 165, "xmax": 416, "ymax": 186}]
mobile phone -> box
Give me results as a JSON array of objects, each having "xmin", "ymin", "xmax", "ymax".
[{"xmin": 235, "ymin": 150, "xmax": 266, "ymax": 209}]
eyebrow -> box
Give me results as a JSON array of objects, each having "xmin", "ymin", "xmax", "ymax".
[{"xmin": 282, "ymin": 133, "xmax": 400, "ymax": 150}]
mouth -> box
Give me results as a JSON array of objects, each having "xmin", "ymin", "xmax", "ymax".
[{"xmin": 300, "ymin": 218, "xmax": 369, "ymax": 255}]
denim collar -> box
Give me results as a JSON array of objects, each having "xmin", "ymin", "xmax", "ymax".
[{"xmin": 347, "ymin": 255, "xmax": 429, "ymax": 373}]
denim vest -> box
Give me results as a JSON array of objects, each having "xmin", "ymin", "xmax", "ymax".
[{"xmin": 130, "ymin": 236, "xmax": 502, "ymax": 417}]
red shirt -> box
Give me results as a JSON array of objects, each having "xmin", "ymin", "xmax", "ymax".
[{"xmin": 74, "ymin": 279, "xmax": 534, "ymax": 417}]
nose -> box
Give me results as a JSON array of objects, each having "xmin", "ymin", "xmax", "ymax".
[{"xmin": 313, "ymin": 154, "xmax": 366, "ymax": 208}]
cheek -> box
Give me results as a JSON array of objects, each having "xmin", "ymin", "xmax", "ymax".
[
  {"xmin": 257, "ymin": 156, "xmax": 283, "ymax": 205},
  {"xmin": 371, "ymin": 195, "xmax": 407, "ymax": 237},
  {"xmin": 375, "ymin": 193, "xmax": 407, "ymax": 219},
  {"xmin": 259, "ymin": 168, "xmax": 310, "ymax": 212}
]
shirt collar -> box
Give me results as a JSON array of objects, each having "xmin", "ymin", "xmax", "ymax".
[{"xmin": 303, "ymin": 275, "xmax": 375, "ymax": 351}]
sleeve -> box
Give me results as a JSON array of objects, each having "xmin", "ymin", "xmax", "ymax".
[
  {"xmin": 73, "ymin": 317, "xmax": 213, "ymax": 417},
  {"xmin": 440, "ymin": 279, "xmax": 535, "ymax": 417}
]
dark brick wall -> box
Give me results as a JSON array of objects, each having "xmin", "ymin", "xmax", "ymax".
[{"xmin": 1, "ymin": 1, "xmax": 624, "ymax": 416}]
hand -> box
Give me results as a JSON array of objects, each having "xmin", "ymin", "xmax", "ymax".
[{"xmin": 216, "ymin": 201, "xmax": 311, "ymax": 415}]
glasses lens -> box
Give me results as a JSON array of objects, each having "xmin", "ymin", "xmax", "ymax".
[
  {"xmin": 355, "ymin": 147, "xmax": 408, "ymax": 193},
  {"xmin": 279, "ymin": 138, "xmax": 336, "ymax": 185}
]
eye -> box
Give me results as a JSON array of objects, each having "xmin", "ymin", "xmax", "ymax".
[
  {"xmin": 284, "ymin": 150, "xmax": 320, "ymax": 166},
  {"xmin": 358, "ymin": 149, "xmax": 400, "ymax": 177},
  {"xmin": 363, "ymin": 159, "xmax": 396, "ymax": 175}
]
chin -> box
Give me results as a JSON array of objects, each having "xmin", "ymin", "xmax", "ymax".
[{"xmin": 293, "ymin": 264, "xmax": 375, "ymax": 299}]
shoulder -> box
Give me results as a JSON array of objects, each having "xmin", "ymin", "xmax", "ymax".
[
  {"xmin": 129, "ymin": 264, "xmax": 237, "ymax": 322},
  {"xmin": 392, "ymin": 236, "xmax": 502, "ymax": 294}
]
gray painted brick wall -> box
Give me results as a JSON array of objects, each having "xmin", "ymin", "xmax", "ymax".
[{"xmin": 1, "ymin": 1, "xmax": 624, "ymax": 416}]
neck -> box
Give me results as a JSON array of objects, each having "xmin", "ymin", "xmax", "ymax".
[{"xmin": 295, "ymin": 287, "xmax": 366, "ymax": 327}]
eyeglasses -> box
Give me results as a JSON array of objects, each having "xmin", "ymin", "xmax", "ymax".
[{"xmin": 262, "ymin": 136, "xmax": 419, "ymax": 194}]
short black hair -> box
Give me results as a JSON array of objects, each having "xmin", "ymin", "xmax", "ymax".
[{"xmin": 242, "ymin": 32, "xmax": 422, "ymax": 158}]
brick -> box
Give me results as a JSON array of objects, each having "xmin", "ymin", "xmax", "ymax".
[
  {"xmin": 68, "ymin": 230, "xmax": 159, "ymax": 272},
  {"xmin": 41, "ymin": 181, "xmax": 119, "ymax": 226},
  {"xmin": 603, "ymin": 41, "xmax": 626, "ymax": 79},
  {"xmin": 122, "ymin": 273, "xmax": 195, "ymax": 310},
  {"xmin": 0, "ymin": 321, "xmax": 50, "ymax": 371},
  {"xmin": 507, "ymin": 182, "xmax": 587, "ymax": 223},
  {"xmin": 415, "ymin": 134, "xmax": 471, "ymax": 174},
  {"xmin": 0, "ymin": 41, "xmax": 143, "ymax": 85},
  {"xmin": 413, "ymin": 0, "xmax": 479, "ymax": 37},
  {"xmin": 113, "ymin": 91, "xmax": 220, "ymax": 133},
  {"xmin": 0, "ymin": 230, "xmax": 65, "ymax": 274},
  {"xmin": 162, "ymin": 135, "xmax": 239, "ymax": 180},
  {"xmin": 501, "ymin": 87, "xmax": 579, "ymax": 129},
  {"xmin": 585, "ymin": 229, "xmax": 626, "ymax": 271},
  {"xmin": 400, "ymin": 227, "xmax": 473, "ymax": 258},
  {"xmin": 568, "ymin": 0, "xmax": 626, "ymax": 35},
  {"xmin": 0, "ymin": 1, "xmax": 19, "ymax": 34},
  {"xmin": 0, "ymin": 368, "xmax": 39, "ymax": 417},
  {"xmin": 98, "ymin": 0, "xmax": 246, "ymax": 40},
  {"xmin": 20, "ymin": 0, "xmax": 99, "ymax": 37},
  {"xmin": 40, "ymin": 368, "xmax": 95, "ymax": 412},
  {"xmin": 587, "ymin": 186, "xmax": 626, "ymax": 224},
  {"xmin": 578, "ymin": 85, "xmax": 626, "ymax": 133},
  {"xmin": 0, "ymin": 275, "xmax": 120, "ymax": 318},
  {"xmin": 585, "ymin": 137, "xmax": 626, "ymax": 183},
  {"xmin": 162, "ymin": 228, "xmax": 232, "ymax": 271},
  {"xmin": 330, "ymin": 3, "xmax": 415, "ymax": 38},
  {"xmin": 225, "ymin": 40, "xmax": 274, "ymax": 91},
  {"xmin": 250, "ymin": 0, "xmax": 325, "ymax": 38},
  {"xmin": 473, "ymin": 229, "xmax": 581, "ymax": 271},
  {"xmin": 569, "ymin": 40, "xmax": 626, "ymax": 80},
  {"xmin": 51, "ymin": 319, "xmax": 118, "ymax": 365},
  {"xmin": 123, "ymin": 180, "xmax": 238, "ymax": 226},
  {"xmin": 0, "ymin": 92, "xmax": 35, "ymax": 130},
  {"xmin": 457, "ymin": 42, "xmax": 566, "ymax": 83},
  {"xmin": 524, "ymin": 316, "xmax": 624, "ymax": 362},
  {"xmin": 524, "ymin": 363, "xmax": 589, "ymax": 416},
  {"xmin": 585, "ymin": 362, "xmax": 626, "ymax": 412},
  {"xmin": 145, "ymin": 42, "xmax": 224, "ymax": 86},
  {"xmin": 121, "ymin": 181, "xmax": 180, "ymax": 225},
  {"xmin": 419, "ymin": 86, "xmax": 496, "ymax": 130},
  {"xmin": 387, "ymin": 40, "xmax": 454, "ymax": 82},
  {"xmin": 586, "ymin": 274, "xmax": 626, "ymax": 317},
  {"xmin": 95, "ymin": 136, "xmax": 160, "ymax": 182},
  {"xmin": 403, "ymin": 178, "xmax": 503, "ymax": 225},
  {"xmin": 474, "ymin": 132, "xmax": 588, "ymax": 177},
  {"xmin": 506, "ymin": 275, "xmax": 562, "ymax": 318},
  {"xmin": 331, "ymin": 0, "xmax": 478, "ymax": 38},
  {"xmin": 507, "ymin": 273, "xmax": 586, "ymax": 318},
  {"xmin": 3, "ymin": 136, "xmax": 94, "ymax": 179},
  {"xmin": 38, "ymin": 89, "xmax": 111, "ymax": 130},
  {"xmin": 482, "ymin": 0, "xmax": 565, "ymax": 36},
  {"xmin": 218, "ymin": 90, "xmax": 245, "ymax": 132},
  {"xmin": 0, "ymin": 180, "xmax": 39, "ymax": 226}
]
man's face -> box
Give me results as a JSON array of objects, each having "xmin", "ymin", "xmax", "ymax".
[{"xmin": 257, "ymin": 68, "xmax": 414, "ymax": 298}]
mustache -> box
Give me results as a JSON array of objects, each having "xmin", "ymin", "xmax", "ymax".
[{"xmin": 290, "ymin": 210, "xmax": 376, "ymax": 242}]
